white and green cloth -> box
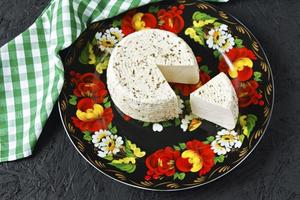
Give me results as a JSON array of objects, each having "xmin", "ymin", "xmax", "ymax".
[{"xmin": 0, "ymin": 0, "xmax": 228, "ymax": 162}]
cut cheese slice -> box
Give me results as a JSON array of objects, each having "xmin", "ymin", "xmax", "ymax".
[
  {"xmin": 190, "ymin": 72, "xmax": 239, "ymax": 130},
  {"xmin": 107, "ymin": 29, "xmax": 199, "ymax": 122}
]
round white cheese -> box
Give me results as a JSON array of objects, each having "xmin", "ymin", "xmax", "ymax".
[
  {"xmin": 190, "ymin": 72, "xmax": 239, "ymax": 130},
  {"xmin": 107, "ymin": 29, "xmax": 199, "ymax": 122}
]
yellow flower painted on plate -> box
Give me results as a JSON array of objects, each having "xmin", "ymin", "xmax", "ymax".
[
  {"xmin": 88, "ymin": 44, "xmax": 96, "ymax": 65},
  {"xmin": 76, "ymin": 104, "xmax": 104, "ymax": 122},
  {"xmin": 229, "ymin": 57, "xmax": 253, "ymax": 78},
  {"xmin": 185, "ymin": 27, "xmax": 204, "ymax": 45},
  {"xmin": 242, "ymin": 126, "xmax": 249, "ymax": 136},
  {"xmin": 127, "ymin": 140, "xmax": 146, "ymax": 158},
  {"xmin": 239, "ymin": 115, "xmax": 249, "ymax": 136},
  {"xmin": 239, "ymin": 115, "xmax": 247, "ymax": 127},
  {"xmin": 132, "ymin": 12, "xmax": 146, "ymax": 31},
  {"xmin": 111, "ymin": 157, "xmax": 137, "ymax": 164},
  {"xmin": 181, "ymin": 150, "xmax": 203, "ymax": 172},
  {"xmin": 96, "ymin": 59, "xmax": 109, "ymax": 74},
  {"xmin": 193, "ymin": 19, "xmax": 216, "ymax": 28},
  {"xmin": 188, "ymin": 118, "xmax": 202, "ymax": 132}
]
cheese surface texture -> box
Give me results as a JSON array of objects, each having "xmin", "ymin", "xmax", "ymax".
[
  {"xmin": 190, "ymin": 72, "xmax": 239, "ymax": 130},
  {"xmin": 107, "ymin": 29, "xmax": 199, "ymax": 122}
]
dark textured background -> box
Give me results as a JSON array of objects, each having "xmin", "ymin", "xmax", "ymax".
[{"xmin": 0, "ymin": 0, "xmax": 300, "ymax": 199}]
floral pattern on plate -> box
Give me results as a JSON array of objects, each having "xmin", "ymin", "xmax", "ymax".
[{"xmin": 59, "ymin": 0, "xmax": 273, "ymax": 191}]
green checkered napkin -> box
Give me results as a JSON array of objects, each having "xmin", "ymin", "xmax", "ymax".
[{"xmin": 0, "ymin": 0, "xmax": 228, "ymax": 162}]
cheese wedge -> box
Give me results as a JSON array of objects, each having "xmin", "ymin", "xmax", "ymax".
[
  {"xmin": 190, "ymin": 72, "xmax": 239, "ymax": 130},
  {"xmin": 107, "ymin": 29, "xmax": 199, "ymax": 122}
]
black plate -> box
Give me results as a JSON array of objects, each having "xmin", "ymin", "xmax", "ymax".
[{"xmin": 58, "ymin": 0, "xmax": 274, "ymax": 191}]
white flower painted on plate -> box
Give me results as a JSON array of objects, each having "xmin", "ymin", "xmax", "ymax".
[
  {"xmin": 152, "ymin": 123, "xmax": 163, "ymax": 132},
  {"xmin": 97, "ymin": 32, "xmax": 118, "ymax": 52},
  {"xmin": 92, "ymin": 129, "xmax": 112, "ymax": 148},
  {"xmin": 95, "ymin": 27, "xmax": 124, "ymax": 53},
  {"xmin": 106, "ymin": 27, "xmax": 124, "ymax": 41},
  {"xmin": 95, "ymin": 32, "xmax": 103, "ymax": 40},
  {"xmin": 215, "ymin": 129, "xmax": 242, "ymax": 149},
  {"xmin": 219, "ymin": 33, "xmax": 235, "ymax": 53},
  {"xmin": 97, "ymin": 135, "xmax": 124, "ymax": 158},
  {"xmin": 211, "ymin": 140, "xmax": 230, "ymax": 156},
  {"xmin": 180, "ymin": 122, "xmax": 188, "ymax": 132},
  {"xmin": 206, "ymin": 24, "xmax": 235, "ymax": 53},
  {"xmin": 206, "ymin": 25, "xmax": 227, "ymax": 49},
  {"xmin": 177, "ymin": 95, "xmax": 185, "ymax": 115}
]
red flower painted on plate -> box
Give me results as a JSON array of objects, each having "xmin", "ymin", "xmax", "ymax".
[
  {"xmin": 157, "ymin": 5, "xmax": 185, "ymax": 34},
  {"xmin": 176, "ymin": 140, "xmax": 215, "ymax": 176},
  {"xmin": 145, "ymin": 147, "xmax": 180, "ymax": 180},
  {"xmin": 121, "ymin": 10, "xmax": 157, "ymax": 36},
  {"xmin": 231, "ymin": 79, "xmax": 264, "ymax": 108},
  {"xmin": 173, "ymin": 72, "xmax": 210, "ymax": 96},
  {"xmin": 71, "ymin": 72, "xmax": 108, "ymax": 103},
  {"xmin": 218, "ymin": 47, "xmax": 257, "ymax": 81},
  {"xmin": 122, "ymin": 114, "xmax": 132, "ymax": 121},
  {"xmin": 72, "ymin": 98, "xmax": 113, "ymax": 132}
]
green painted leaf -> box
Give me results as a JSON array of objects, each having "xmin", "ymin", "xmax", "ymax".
[
  {"xmin": 162, "ymin": 121, "xmax": 172, "ymax": 128},
  {"xmin": 95, "ymin": 52, "xmax": 108, "ymax": 64},
  {"xmin": 203, "ymin": 141, "xmax": 210, "ymax": 144},
  {"xmin": 247, "ymin": 114, "xmax": 257, "ymax": 134},
  {"xmin": 200, "ymin": 65, "xmax": 212, "ymax": 74},
  {"xmin": 194, "ymin": 27, "xmax": 205, "ymax": 37},
  {"xmin": 213, "ymin": 22, "xmax": 222, "ymax": 28},
  {"xmin": 125, "ymin": 149, "xmax": 134, "ymax": 157},
  {"xmin": 103, "ymin": 97, "xmax": 109, "ymax": 103},
  {"xmin": 214, "ymin": 155, "xmax": 225, "ymax": 164},
  {"xmin": 173, "ymin": 172, "xmax": 179, "ymax": 180},
  {"xmin": 178, "ymin": 173, "xmax": 186, "ymax": 180},
  {"xmin": 184, "ymin": 100, "xmax": 191, "ymax": 107},
  {"xmin": 173, "ymin": 145, "xmax": 180, "ymax": 151},
  {"xmin": 243, "ymin": 126, "xmax": 250, "ymax": 138},
  {"xmin": 148, "ymin": 5, "xmax": 160, "ymax": 13},
  {"xmin": 192, "ymin": 11, "xmax": 217, "ymax": 21},
  {"xmin": 109, "ymin": 163, "xmax": 136, "ymax": 173},
  {"xmin": 104, "ymin": 101, "xmax": 111, "ymax": 108},
  {"xmin": 213, "ymin": 50, "xmax": 221, "ymax": 59},
  {"xmin": 173, "ymin": 172, "xmax": 185, "ymax": 180},
  {"xmin": 68, "ymin": 98, "xmax": 77, "ymax": 106},
  {"xmin": 234, "ymin": 38, "xmax": 244, "ymax": 48},
  {"xmin": 218, "ymin": 155, "xmax": 225, "ymax": 162},
  {"xmin": 91, "ymin": 37, "xmax": 98, "ymax": 46},
  {"xmin": 254, "ymin": 71, "xmax": 262, "ymax": 82},
  {"xmin": 108, "ymin": 123, "xmax": 113, "ymax": 129},
  {"xmin": 192, "ymin": 27, "xmax": 205, "ymax": 45},
  {"xmin": 143, "ymin": 122, "xmax": 150, "ymax": 127},
  {"xmin": 239, "ymin": 134, "xmax": 245, "ymax": 143},
  {"xmin": 125, "ymin": 140, "xmax": 134, "ymax": 157},
  {"xmin": 112, "ymin": 19, "xmax": 121, "ymax": 27},
  {"xmin": 103, "ymin": 155, "xmax": 114, "ymax": 161},
  {"xmin": 79, "ymin": 43, "xmax": 90, "ymax": 64},
  {"xmin": 83, "ymin": 131, "xmax": 92, "ymax": 142},
  {"xmin": 206, "ymin": 136, "xmax": 215, "ymax": 142},
  {"xmin": 175, "ymin": 118, "xmax": 181, "ymax": 127},
  {"xmin": 214, "ymin": 157, "xmax": 218, "ymax": 164},
  {"xmin": 178, "ymin": 143, "xmax": 186, "ymax": 150},
  {"xmin": 110, "ymin": 126, "xmax": 118, "ymax": 134},
  {"xmin": 68, "ymin": 95, "xmax": 77, "ymax": 105}
]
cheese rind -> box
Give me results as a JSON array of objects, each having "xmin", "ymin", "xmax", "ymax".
[
  {"xmin": 107, "ymin": 29, "xmax": 199, "ymax": 122},
  {"xmin": 190, "ymin": 72, "xmax": 239, "ymax": 130}
]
